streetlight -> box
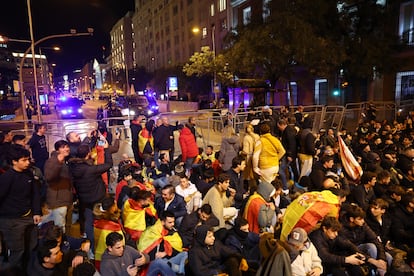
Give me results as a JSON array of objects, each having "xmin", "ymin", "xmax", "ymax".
[{"xmin": 18, "ymin": 29, "xmax": 93, "ymax": 124}]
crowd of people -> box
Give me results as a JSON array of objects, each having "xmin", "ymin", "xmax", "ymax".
[{"xmin": 0, "ymin": 105, "xmax": 414, "ymax": 276}]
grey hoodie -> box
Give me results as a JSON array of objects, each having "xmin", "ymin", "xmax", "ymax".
[{"xmin": 257, "ymin": 180, "xmax": 276, "ymax": 231}]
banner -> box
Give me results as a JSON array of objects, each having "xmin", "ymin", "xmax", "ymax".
[{"xmin": 338, "ymin": 136, "xmax": 363, "ymax": 181}]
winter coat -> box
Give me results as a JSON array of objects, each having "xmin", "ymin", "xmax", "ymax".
[
  {"xmin": 68, "ymin": 149, "xmax": 113, "ymax": 206},
  {"xmin": 339, "ymin": 221, "xmax": 386, "ymax": 261},
  {"xmin": 188, "ymin": 225, "xmax": 241, "ymax": 275},
  {"xmin": 309, "ymin": 228, "xmax": 360, "ymax": 267},
  {"xmin": 391, "ymin": 202, "xmax": 414, "ymax": 249},
  {"xmin": 243, "ymin": 180, "xmax": 276, "ymax": 233},
  {"xmin": 219, "ymin": 135, "xmax": 240, "ymax": 171},
  {"xmin": 44, "ymin": 151, "xmax": 73, "ymax": 209},
  {"xmin": 179, "ymin": 127, "xmax": 199, "ymax": 162}
]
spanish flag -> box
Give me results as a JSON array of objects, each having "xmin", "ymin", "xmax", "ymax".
[
  {"xmin": 243, "ymin": 192, "xmax": 266, "ymax": 234},
  {"xmin": 122, "ymin": 199, "xmax": 157, "ymax": 241},
  {"xmin": 137, "ymin": 220, "xmax": 182, "ymax": 256},
  {"xmin": 280, "ymin": 190, "xmax": 340, "ymax": 242},
  {"xmin": 94, "ymin": 219, "xmax": 124, "ymax": 271}
]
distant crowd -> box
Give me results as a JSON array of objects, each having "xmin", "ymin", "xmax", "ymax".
[{"xmin": 0, "ymin": 104, "xmax": 414, "ymax": 276}]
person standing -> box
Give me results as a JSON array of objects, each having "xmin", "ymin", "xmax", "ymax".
[
  {"xmin": 43, "ymin": 140, "xmax": 73, "ymax": 234},
  {"xmin": 253, "ymin": 122, "xmax": 286, "ymax": 183},
  {"xmin": 153, "ymin": 116, "xmax": 178, "ymax": 163},
  {"xmin": 298, "ymin": 116, "xmax": 316, "ymax": 180},
  {"xmin": 28, "ymin": 123, "xmax": 49, "ymax": 173},
  {"xmin": 242, "ymin": 124, "xmax": 260, "ymax": 182},
  {"xmin": 178, "ymin": 124, "xmax": 199, "ymax": 173},
  {"xmin": 130, "ymin": 115, "xmax": 144, "ymax": 165},
  {"xmin": 277, "ymin": 118, "xmax": 299, "ymax": 190},
  {"xmin": 0, "ymin": 145, "xmax": 41, "ymax": 269},
  {"xmin": 68, "ymin": 142, "xmax": 113, "ymax": 258}
]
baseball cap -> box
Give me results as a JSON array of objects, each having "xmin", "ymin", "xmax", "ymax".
[{"xmin": 287, "ymin": 227, "xmax": 308, "ymax": 247}]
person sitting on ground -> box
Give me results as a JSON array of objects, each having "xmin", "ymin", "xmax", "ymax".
[
  {"xmin": 224, "ymin": 217, "xmax": 261, "ymax": 273},
  {"xmin": 100, "ymin": 232, "xmax": 150, "ymax": 276},
  {"xmin": 178, "ymin": 203, "xmax": 219, "ymax": 249},
  {"xmin": 188, "ymin": 224, "xmax": 248, "ymax": 276},
  {"xmin": 154, "ymin": 184, "xmax": 187, "ymax": 227},
  {"xmin": 137, "ymin": 211, "xmax": 187, "ymax": 275},
  {"xmin": 339, "ymin": 205, "xmax": 389, "ymax": 275},
  {"xmin": 309, "ymin": 216, "xmax": 367, "ymax": 276},
  {"xmin": 93, "ymin": 196, "xmax": 124, "ymax": 270},
  {"xmin": 122, "ymin": 188, "xmax": 157, "ymax": 242},
  {"xmin": 27, "ymin": 238, "xmax": 87, "ymax": 276},
  {"xmin": 202, "ymin": 173, "xmax": 237, "ymax": 230},
  {"xmin": 286, "ymin": 227, "xmax": 323, "ymax": 276},
  {"xmin": 228, "ymin": 155, "xmax": 249, "ymax": 210},
  {"xmin": 243, "ymin": 180, "xmax": 277, "ymax": 234},
  {"xmin": 175, "ymin": 174, "xmax": 202, "ymax": 214}
]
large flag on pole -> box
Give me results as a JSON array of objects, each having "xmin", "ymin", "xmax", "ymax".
[{"xmin": 338, "ymin": 136, "xmax": 363, "ymax": 181}]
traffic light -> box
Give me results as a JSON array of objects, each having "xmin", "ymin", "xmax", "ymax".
[{"xmin": 332, "ymin": 88, "xmax": 340, "ymax": 96}]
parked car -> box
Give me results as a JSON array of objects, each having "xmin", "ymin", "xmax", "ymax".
[{"xmin": 55, "ymin": 97, "xmax": 84, "ymax": 119}]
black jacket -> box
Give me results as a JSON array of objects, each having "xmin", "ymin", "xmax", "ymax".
[
  {"xmin": 68, "ymin": 149, "xmax": 113, "ymax": 206},
  {"xmin": 390, "ymin": 203, "xmax": 414, "ymax": 249},
  {"xmin": 280, "ymin": 124, "xmax": 298, "ymax": 159},
  {"xmin": 178, "ymin": 211, "xmax": 219, "ymax": 248},
  {"xmin": 227, "ymin": 168, "xmax": 245, "ymax": 209},
  {"xmin": 365, "ymin": 211, "xmax": 392, "ymax": 246},
  {"xmin": 153, "ymin": 124, "xmax": 178, "ymax": 151},
  {"xmin": 339, "ymin": 221, "xmax": 386, "ymax": 261},
  {"xmin": 0, "ymin": 168, "xmax": 41, "ymax": 217},
  {"xmin": 309, "ymin": 228, "xmax": 361, "ymax": 266}
]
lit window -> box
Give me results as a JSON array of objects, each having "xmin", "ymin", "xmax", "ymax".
[
  {"xmin": 202, "ymin": 27, "xmax": 207, "ymax": 39},
  {"xmin": 219, "ymin": 0, "xmax": 226, "ymax": 12},
  {"xmin": 243, "ymin": 7, "xmax": 251, "ymax": 25},
  {"xmin": 210, "ymin": 3, "xmax": 215, "ymax": 16}
]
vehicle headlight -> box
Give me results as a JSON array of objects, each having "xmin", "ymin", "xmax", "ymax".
[
  {"xmin": 78, "ymin": 108, "xmax": 83, "ymax": 113},
  {"xmin": 121, "ymin": 108, "xmax": 129, "ymax": 116}
]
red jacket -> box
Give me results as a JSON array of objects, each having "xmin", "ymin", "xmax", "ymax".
[{"xmin": 179, "ymin": 127, "xmax": 199, "ymax": 162}]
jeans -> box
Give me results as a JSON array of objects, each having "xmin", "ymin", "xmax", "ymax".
[
  {"xmin": 157, "ymin": 251, "xmax": 188, "ymax": 274},
  {"xmin": 46, "ymin": 206, "xmax": 68, "ymax": 233},
  {"xmin": 358, "ymin": 243, "xmax": 393, "ymax": 268},
  {"xmin": 84, "ymin": 207, "xmax": 94, "ymax": 253},
  {"xmin": 146, "ymin": 258, "xmax": 176, "ymax": 276},
  {"xmin": 184, "ymin": 157, "xmax": 195, "ymax": 172}
]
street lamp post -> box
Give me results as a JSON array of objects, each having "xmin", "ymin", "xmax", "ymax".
[
  {"xmin": 18, "ymin": 30, "xmax": 93, "ymax": 125},
  {"xmin": 211, "ymin": 24, "xmax": 218, "ymax": 104}
]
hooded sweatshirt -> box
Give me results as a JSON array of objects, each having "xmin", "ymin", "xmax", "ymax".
[
  {"xmin": 188, "ymin": 225, "xmax": 241, "ymax": 276},
  {"xmin": 243, "ymin": 180, "xmax": 276, "ymax": 233},
  {"xmin": 219, "ymin": 136, "xmax": 240, "ymax": 171},
  {"xmin": 100, "ymin": 245, "xmax": 149, "ymax": 276}
]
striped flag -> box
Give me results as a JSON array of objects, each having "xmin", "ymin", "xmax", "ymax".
[{"xmin": 338, "ymin": 136, "xmax": 363, "ymax": 180}]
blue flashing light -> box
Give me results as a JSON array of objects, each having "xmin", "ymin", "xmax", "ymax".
[{"xmin": 333, "ymin": 89, "xmax": 340, "ymax": 96}]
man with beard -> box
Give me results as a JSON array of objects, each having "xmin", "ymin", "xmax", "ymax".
[
  {"xmin": 178, "ymin": 204, "xmax": 219, "ymax": 248},
  {"xmin": 138, "ymin": 211, "xmax": 187, "ymax": 275},
  {"xmin": 65, "ymin": 130, "xmax": 96, "ymax": 158}
]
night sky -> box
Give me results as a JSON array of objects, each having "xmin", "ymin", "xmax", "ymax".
[{"xmin": 0, "ymin": 0, "xmax": 134, "ymax": 77}]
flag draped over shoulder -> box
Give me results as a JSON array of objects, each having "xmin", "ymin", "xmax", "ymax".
[
  {"xmin": 280, "ymin": 190, "xmax": 340, "ymax": 242},
  {"xmin": 338, "ymin": 136, "xmax": 363, "ymax": 181}
]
